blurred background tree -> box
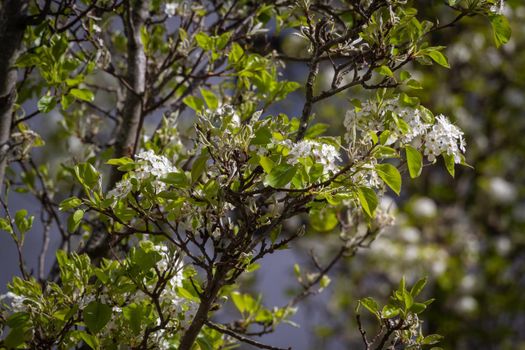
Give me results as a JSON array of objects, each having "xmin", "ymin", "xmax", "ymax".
[{"xmin": 277, "ymin": 1, "xmax": 525, "ymax": 349}]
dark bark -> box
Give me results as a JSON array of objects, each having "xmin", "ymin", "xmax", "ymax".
[
  {"xmin": 178, "ymin": 266, "xmax": 228, "ymax": 350},
  {"xmin": 81, "ymin": 0, "xmax": 150, "ymax": 262},
  {"xmin": 109, "ymin": 0, "xmax": 149, "ymax": 187},
  {"xmin": 0, "ymin": 0, "xmax": 29, "ymax": 191}
]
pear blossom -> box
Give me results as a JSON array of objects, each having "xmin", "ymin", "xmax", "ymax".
[
  {"xmin": 0, "ymin": 292, "xmax": 27, "ymax": 312},
  {"xmin": 165, "ymin": 3, "xmax": 178, "ymax": 17},
  {"xmin": 344, "ymin": 99, "xmax": 429, "ymax": 144},
  {"xmin": 108, "ymin": 150, "xmax": 177, "ymax": 198},
  {"xmin": 423, "ymin": 115, "xmax": 466, "ymax": 163},
  {"xmin": 287, "ymin": 140, "xmax": 341, "ymax": 173}
]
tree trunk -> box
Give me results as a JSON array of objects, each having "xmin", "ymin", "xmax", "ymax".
[
  {"xmin": 109, "ymin": 0, "xmax": 149, "ymax": 187},
  {"xmin": 178, "ymin": 266, "xmax": 228, "ymax": 350},
  {"xmin": 82, "ymin": 0, "xmax": 150, "ymax": 261},
  {"xmin": 0, "ymin": 1, "xmax": 29, "ymax": 192}
]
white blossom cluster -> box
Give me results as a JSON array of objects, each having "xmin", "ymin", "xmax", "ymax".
[
  {"xmin": 350, "ymin": 160, "xmax": 382, "ymax": 189},
  {"xmin": 203, "ymin": 104, "xmax": 242, "ymax": 131},
  {"xmin": 286, "ymin": 139, "xmax": 341, "ymax": 173},
  {"xmin": 164, "ymin": 3, "xmax": 178, "ymax": 17},
  {"xmin": 344, "ymin": 99, "xmax": 429, "ymax": 144},
  {"xmin": 423, "ymin": 115, "xmax": 466, "ymax": 162},
  {"xmin": 344, "ymin": 99, "xmax": 466, "ymax": 163},
  {"xmin": 108, "ymin": 150, "xmax": 177, "ymax": 199},
  {"xmin": 0, "ymin": 292, "xmax": 27, "ymax": 312}
]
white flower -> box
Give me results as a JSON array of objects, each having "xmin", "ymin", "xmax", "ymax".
[
  {"xmin": 344, "ymin": 98, "xmax": 434, "ymax": 147},
  {"xmin": 423, "ymin": 115, "xmax": 465, "ymax": 163},
  {"xmin": 287, "ymin": 140, "xmax": 341, "ymax": 173},
  {"xmin": 203, "ymin": 104, "xmax": 241, "ymax": 130},
  {"xmin": 394, "ymin": 106, "xmax": 429, "ymax": 143},
  {"xmin": 490, "ymin": 0, "xmax": 504, "ymax": 14},
  {"xmin": 350, "ymin": 159, "xmax": 382, "ymax": 189},
  {"xmin": 165, "ymin": 3, "xmax": 178, "ymax": 17},
  {"xmin": 108, "ymin": 150, "xmax": 178, "ymax": 199},
  {"xmin": 107, "ymin": 178, "xmax": 132, "ymax": 198},
  {"xmin": 0, "ymin": 292, "xmax": 27, "ymax": 312}
]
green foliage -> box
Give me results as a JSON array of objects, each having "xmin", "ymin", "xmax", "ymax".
[
  {"xmin": 357, "ymin": 277, "xmax": 441, "ymax": 349},
  {"xmin": 0, "ymin": 0, "xmax": 511, "ymax": 349}
]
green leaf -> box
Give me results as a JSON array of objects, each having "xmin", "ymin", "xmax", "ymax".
[
  {"xmin": 422, "ymin": 334, "xmax": 444, "ymax": 345},
  {"xmin": 443, "ymin": 153, "xmax": 455, "ymax": 177},
  {"xmin": 259, "ymin": 156, "xmax": 275, "ymax": 174},
  {"xmin": 359, "ymin": 297, "xmax": 380, "ymax": 315},
  {"xmin": 15, "ymin": 210, "xmax": 33, "ymax": 234},
  {"xmin": 375, "ymin": 65, "xmax": 394, "ymax": 78},
  {"xmin": 410, "ymin": 302, "xmax": 427, "ymax": 314},
  {"xmin": 426, "ymin": 49, "xmax": 450, "ymax": 68},
  {"xmin": 399, "ymin": 70, "xmax": 411, "ymax": 81},
  {"xmin": 79, "ymin": 331, "xmax": 100, "ymax": 350},
  {"xmin": 200, "ymin": 88, "xmax": 219, "ymax": 109},
  {"xmin": 216, "ymin": 31, "xmax": 232, "ymax": 50},
  {"xmin": 191, "ymin": 150, "xmax": 209, "ymax": 183},
  {"xmin": 410, "ymin": 276, "xmax": 427, "ymax": 297},
  {"xmin": 74, "ymin": 163, "xmax": 100, "ymax": 188},
  {"xmin": 305, "ymin": 123, "xmax": 329, "ymax": 138},
  {"xmin": 0, "ymin": 217, "xmax": 13, "ymax": 234},
  {"xmin": 70, "ymin": 88, "xmax": 95, "ymax": 102},
  {"xmin": 320, "ymin": 275, "xmax": 331, "ymax": 289},
  {"xmin": 122, "ymin": 303, "xmax": 144, "ymax": 333},
  {"xmin": 264, "ymin": 164, "xmax": 297, "ymax": 188},
  {"xmin": 406, "ymin": 79, "xmax": 423, "ymax": 89},
  {"xmin": 59, "ymin": 197, "xmax": 82, "ymax": 211},
  {"xmin": 5, "ymin": 326, "xmax": 30, "ymax": 348},
  {"xmin": 399, "ymin": 93, "xmax": 419, "ymax": 107},
  {"xmin": 67, "ymin": 209, "xmax": 84, "ymax": 233},
  {"xmin": 83, "ymin": 302, "xmax": 111, "ymax": 333},
  {"xmin": 228, "ymin": 42, "xmax": 244, "ymax": 64},
  {"xmin": 196, "ymin": 337, "xmax": 214, "ymax": 350},
  {"xmin": 381, "ymin": 304, "xmax": 400, "ymax": 318},
  {"xmin": 183, "ymin": 95, "xmax": 204, "ymax": 112},
  {"xmin": 357, "ymin": 187, "xmax": 378, "ymax": 217},
  {"xmin": 403, "ymin": 289, "xmax": 414, "ymax": 310},
  {"xmin": 195, "ymin": 32, "xmax": 213, "ymax": 50},
  {"xmin": 373, "ymin": 145, "xmax": 399, "ymax": 159},
  {"xmin": 489, "ymin": 14, "xmax": 511, "ymax": 48},
  {"xmin": 6, "ymin": 312, "xmax": 30, "ymax": 329},
  {"xmin": 231, "ymin": 292, "xmax": 246, "ymax": 313},
  {"xmin": 106, "ymin": 157, "xmax": 134, "ymax": 167},
  {"xmin": 375, "ymin": 163, "xmax": 402, "ymax": 195},
  {"xmin": 252, "ymin": 127, "xmax": 272, "ymax": 145},
  {"xmin": 61, "ymin": 93, "xmax": 75, "ymax": 110},
  {"xmin": 405, "ymin": 146, "xmax": 423, "ymax": 178},
  {"xmin": 310, "ymin": 207, "xmax": 338, "ymax": 232},
  {"xmin": 161, "ymin": 171, "xmax": 190, "ymax": 188},
  {"xmin": 37, "ymin": 95, "xmax": 56, "ymax": 113}
]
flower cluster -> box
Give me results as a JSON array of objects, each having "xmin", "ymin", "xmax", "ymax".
[
  {"xmin": 0, "ymin": 291, "xmax": 27, "ymax": 312},
  {"xmin": 350, "ymin": 159, "xmax": 382, "ymax": 189},
  {"xmin": 423, "ymin": 115, "xmax": 466, "ymax": 163},
  {"xmin": 108, "ymin": 150, "xmax": 177, "ymax": 198},
  {"xmin": 164, "ymin": 3, "xmax": 178, "ymax": 17},
  {"xmin": 344, "ymin": 99, "xmax": 429, "ymax": 144},
  {"xmin": 286, "ymin": 140, "xmax": 341, "ymax": 173},
  {"xmin": 344, "ymin": 98, "xmax": 466, "ymax": 163}
]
